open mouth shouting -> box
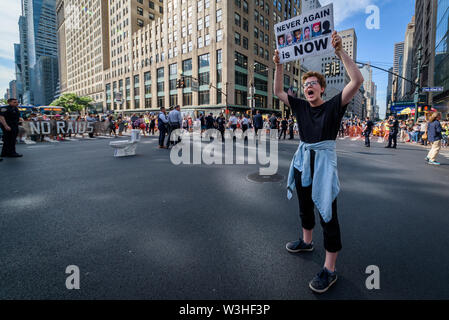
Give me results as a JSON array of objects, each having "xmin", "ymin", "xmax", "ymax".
[{"xmin": 306, "ymin": 89, "xmax": 315, "ymax": 100}]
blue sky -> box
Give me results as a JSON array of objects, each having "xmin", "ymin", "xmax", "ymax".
[
  {"xmin": 321, "ymin": 0, "xmax": 416, "ymax": 118},
  {"xmin": 1, "ymin": 0, "xmax": 415, "ymax": 118}
]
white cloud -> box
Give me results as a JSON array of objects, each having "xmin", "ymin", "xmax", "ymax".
[{"xmin": 319, "ymin": 0, "xmax": 380, "ymax": 26}]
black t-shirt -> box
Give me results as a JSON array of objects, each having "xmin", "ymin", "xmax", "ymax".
[
  {"xmin": 281, "ymin": 120, "xmax": 288, "ymax": 128},
  {"xmin": 0, "ymin": 105, "xmax": 20, "ymax": 128},
  {"xmin": 365, "ymin": 120, "xmax": 374, "ymax": 133},
  {"xmin": 288, "ymin": 93, "xmax": 348, "ymax": 143}
]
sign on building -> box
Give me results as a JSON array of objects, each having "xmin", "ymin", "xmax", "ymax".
[
  {"xmin": 324, "ymin": 61, "xmax": 341, "ymax": 77},
  {"xmin": 274, "ymin": 3, "xmax": 334, "ymax": 64}
]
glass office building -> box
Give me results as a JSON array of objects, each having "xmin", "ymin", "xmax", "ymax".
[{"xmin": 434, "ymin": 0, "xmax": 449, "ymax": 116}]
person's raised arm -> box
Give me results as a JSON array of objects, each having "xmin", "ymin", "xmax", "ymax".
[
  {"xmin": 332, "ymin": 31, "xmax": 364, "ymax": 106},
  {"xmin": 273, "ymin": 50, "xmax": 290, "ymax": 108}
]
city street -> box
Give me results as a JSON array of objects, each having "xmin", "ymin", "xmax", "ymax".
[{"xmin": 1, "ymin": 135, "xmax": 448, "ymax": 300}]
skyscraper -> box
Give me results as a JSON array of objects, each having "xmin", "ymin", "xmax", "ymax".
[
  {"xmin": 18, "ymin": 0, "xmax": 59, "ymax": 105},
  {"xmin": 392, "ymin": 41, "xmax": 404, "ymax": 102},
  {"xmin": 433, "ymin": 0, "xmax": 449, "ymax": 116},
  {"xmin": 401, "ymin": 16, "xmax": 415, "ymax": 100}
]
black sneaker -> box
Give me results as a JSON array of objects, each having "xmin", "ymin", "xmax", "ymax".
[
  {"xmin": 285, "ymin": 239, "xmax": 314, "ymax": 253},
  {"xmin": 309, "ymin": 268, "xmax": 338, "ymax": 293}
]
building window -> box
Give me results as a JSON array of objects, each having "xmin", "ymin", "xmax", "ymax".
[
  {"xmin": 217, "ymin": 69, "xmax": 222, "ymax": 83},
  {"xmin": 198, "ymin": 53, "xmax": 210, "ymax": 68},
  {"xmin": 217, "ymin": 89, "xmax": 222, "ymax": 104},
  {"xmin": 199, "ymin": 91, "xmax": 210, "ymax": 105},
  {"xmin": 157, "ymin": 81, "xmax": 164, "ymax": 92},
  {"xmin": 170, "ymin": 94, "xmax": 178, "ymax": 106},
  {"xmin": 216, "ymin": 49, "xmax": 222, "ymax": 64},
  {"xmin": 199, "ymin": 71, "xmax": 210, "ymax": 86},
  {"xmin": 235, "ymin": 90, "xmax": 247, "ymax": 106},
  {"xmin": 137, "ymin": 19, "xmax": 144, "ymax": 27},
  {"xmin": 169, "ymin": 79, "xmax": 177, "ymax": 90},
  {"xmin": 216, "ymin": 29, "xmax": 223, "ymax": 42},
  {"xmin": 235, "ymin": 70, "xmax": 248, "ymax": 86},
  {"xmin": 137, "ymin": 7, "xmax": 143, "ymax": 15},
  {"xmin": 243, "ymin": 18, "xmax": 248, "ymax": 32},
  {"xmin": 235, "ymin": 32, "xmax": 241, "ymax": 45},
  {"xmin": 183, "ymin": 59, "xmax": 192, "ymax": 72},
  {"xmin": 243, "ymin": 37, "xmax": 248, "ymax": 49},
  {"xmin": 169, "ymin": 63, "xmax": 177, "ymax": 76},
  {"xmin": 183, "ymin": 92, "xmax": 192, "ymax": 106},
  {"xmin": 235, "ymin": 13, "xmax": 241, "ymax": 27},
  {"xmin": 216, "ymin": 9, "xmax": 222, "ymax": 22},
  {"xmin": 157, "ymin": 67, "xmax": 164, "ymax": 79},
  {"xmin": 243, "ymin": 0, "xmax": 248, "ymax": 13},
  {"xmin": 145, "ymin": 98, "xmax": 152, "ymax": 108},
  {"xmin": 157, "ymin": 96, "xmax": 165, "ymax": 108},
  {"xmin": 235, "ymin": 51, "xmax": 248, "ymax": 69}
]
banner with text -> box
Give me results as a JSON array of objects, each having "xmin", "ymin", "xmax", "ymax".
[{"xmin": 274, "ymin": 3, "xmax": 334, "ymax": 63}]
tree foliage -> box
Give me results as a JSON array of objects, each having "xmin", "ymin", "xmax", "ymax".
[{"xmin": 50, "ymin": 93, "xmax": 93, "ymax": 112}]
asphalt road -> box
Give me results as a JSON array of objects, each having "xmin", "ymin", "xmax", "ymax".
[{"xmin": 1, "ymin": 134, "xmax": 448, "ymax": 300}]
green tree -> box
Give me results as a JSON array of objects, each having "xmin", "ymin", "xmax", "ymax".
[
  {"xmin": 50, "ymin": 93, "xmax": 93, "ymax": 112},
  {"xmin": 0, "ymin": 98, "xmax": 7, "ymax": 105}
]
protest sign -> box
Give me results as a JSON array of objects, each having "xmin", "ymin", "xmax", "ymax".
[{"xmin": 274, "ymin": 3, "xmax": 334, "ymax": 64}]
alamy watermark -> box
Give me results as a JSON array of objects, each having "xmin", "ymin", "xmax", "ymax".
[
  {"xmin": 169, "ymin": 128, "xmax": 279, "ymax": 175},
  {"xmin": 365, "ymin": 5, "xmax": 380, "ymax": 30},
  {"xmin": 365, "ymin": 265, "xmax": 380, "ymax": 290},
  {"xmin": 65, "ymin": 265, "xmax": 80, "ymax": 290}
]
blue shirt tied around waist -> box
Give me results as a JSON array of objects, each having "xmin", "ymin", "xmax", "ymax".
[{"xmin": 287, "ymin": 140, "xmax": 340, "ymax": 223}]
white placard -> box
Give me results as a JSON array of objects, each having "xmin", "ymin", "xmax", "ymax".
[{"xmin": 274, "ymin": 3, "xmax": 334, "ymax": 64}]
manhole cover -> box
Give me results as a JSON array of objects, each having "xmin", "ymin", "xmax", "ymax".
[{"xmin": 247, "ymin": 173, "xmax": 284, "ymax": 183}]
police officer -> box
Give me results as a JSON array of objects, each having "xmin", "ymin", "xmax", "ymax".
[
  {"xmin": 385, "ymin": 115, "xmax": 399, "ymax": 149},
  {"xmin": 0, "ymin": 98, "xmax": 23, "ymax": 158},
  {"xmin": 158, "ymin": 107, "xmax": 169, "ymax": 148},
  {"xmin": 363, "ymin": 117, "xmax": 374, "ymax": 147},
  {"xmin": 216, "ymin": 113, "xmax": 226, "ymax": 142}
]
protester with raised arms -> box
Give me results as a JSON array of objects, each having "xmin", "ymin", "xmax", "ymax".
[{"xmin": 274, "ymin": 31, "xmax": 363, "ymax": 293}]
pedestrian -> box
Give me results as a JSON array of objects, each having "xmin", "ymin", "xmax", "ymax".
[
  {"xmin": 228, "ymin": 112, "xmax": 238, "ymax": 131},
  {"xmin": 130, "ymin": 113, "xmax": 139, "ymax": 129},
  {"xmin": 279, "ymin": 117, "xmax": 288, "ymax": 139},
  {"xmin": 385, "ymin": 115, "xmax": 399, "ymax": 148},
  {"xmin": 216, "ymin": 112, "xmax": 226, "ymax": 142},
  {"xmin": 158, "ymin": 107, "xmax": 169, "ymax": 148},
  {"xmin": 363, "ymin": 117, "xmax": 374, "ymax": 147},
  {"xmin": 269, "ymin": 113, "xmax": 278, "ymax": 137},
  {"xmin": 419, "ymin": 120, "xmax": 428, "ymax": 146},
  {"xmin": 108, "ymin": 115, "xmax": 117, "ymax": 137},
  {"xmin": 426, "ymin": 112, "xmax": 443, "ymax": 165},
  {"xmin": 253, "ymin": 110, "xmax": 263, "ymax": 136},
  {"xmin": 205, "ymin": 113, "xmax": 215, "ymax": 130},
  {"xmin": 167, "ymin": 105, "xmax": 182, "ymax": 146},
  {"xmin": 274, "ymin": 30, "xmax": 364, "ymax": 293},
  {"xmin": 288, "ymin": 117, "xmax": 295, "ymax": 140},
  {"xmin": 149, "ymin": 115, "xmax": 156, "ymax": 135},
  {"xmin": 0, "ymin": 98, "xmax": 23, "ymax": 159}
]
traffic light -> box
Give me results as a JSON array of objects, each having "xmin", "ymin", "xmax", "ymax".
[{"xmin": 176, "ymin": 77, "xmax": 185, "ymax": 88}]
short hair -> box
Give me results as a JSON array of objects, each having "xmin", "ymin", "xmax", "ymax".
[
  {"xmin": 429, "ymin": 112, "xmax": 440, "ymax": 122},
  {"xmin": 302, "ymin": 71, "xmax": 326, "ymax": 92},
  {"xmin": 7, "ymin": 98, "xmax": 18, "ymax": 103},
  {"xmin": 160, "ymin": 106, "xmax": 165, "ymax": 110}
]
